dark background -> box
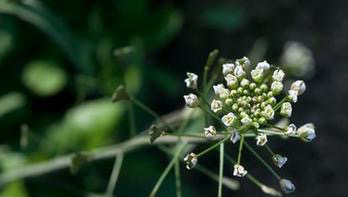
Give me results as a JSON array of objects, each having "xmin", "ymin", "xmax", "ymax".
[{"xmin": 0, "ymin": 0, "xmax": 347, "ymax": 196}]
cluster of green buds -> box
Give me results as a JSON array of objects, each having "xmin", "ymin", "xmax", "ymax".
[{"xmin": 182, "ymin": 55, "xmax": 316, "ymax": 195}]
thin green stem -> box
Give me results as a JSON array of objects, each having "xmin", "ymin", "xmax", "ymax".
[
  {"xmin": 128, "ymin": 102, "xmax": 136, "ymax": 137},
  {"xmin": 149, "ymin": 143, "xmax": 186, "ymax": 197},
  {"xmin": 274, "ymin": 97, "xmax": 287, "ymax": 111},
  {"xmin": 237, "ymin": 135, "xmax": 245, "ymax": 164},
  {"xmin": 131, "ymin": 97, "xmax": 174, "ymax": 131},
  {"xmin": 243, "ymin": 141, "xmax": 281, "ymax": 180},
  {"xmin": 264, "ymin": 144, "xmax": 274, "ymax": 156},
  {"xmin": 105, "ymin": 153, "xmax": 124, "ymax": 197},
  {"xmin": 257, "ymin": 129, "xmax": 285, "ymax": 136},
  {"xmin": 199, "ymin": 105, "xmax": 225, "ymax": 128},
  {"xmin": 218, "ymin": 143, "xmax": 224, "ymax": 197},
  {"xmin": 174, "ymin": 161, "xmax": 182, "ymax": 197},
  {"xmin": 165, "ymin": 133, "xmax": 206, "ymax": 138},
  {"xmin": 197, "ymin": 135, "xmax": 230, "ymax": 157}
]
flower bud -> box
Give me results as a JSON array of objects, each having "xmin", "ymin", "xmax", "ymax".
[
  {"xmin": 233, "ymin": 164, "xmax": 248, "ymax": 177},
  {"xmin": 272, "ymin": 69, "xmax": 285, "ymax": 82},
  {"xmin": 279, "ymin": 179, "xmax": 295, "ymax": 193},
  {"xmin": 256, "ymin": 133, "xmax": 268, "ymax": 146},
  {"xmin": 204, "ymin": 125, "xmax": 217, "ymax": 140},
  {"xmin": 184, "ymin": 93, "xmax": 199, "ymax": 108},
  {"xmin": 297, "ymin": 123, "xmax": 316, "ymax": 142},
  {"xmin": 184, "ymin": 153, "xmax": 198, "ymax": 170},
  {"xmin": 290, "ymin": 80, "xmax": 306, "ymax": 95},
  {"xmin": 285, "ymin": 124, "xmax": 297, "ymax": 136},
  {"xmin": 236, "ymin": 56, "xmax": 251, "ymax": 68},
  {"xmin": 251, "ymin": 68, "xmax": 264, "ymax": 83},
  {"xmin": 222, "ymin": 112, "xmax": 237, "ymax": 127},
  {"xmin": 280, "ymin": 102, "xmax": 292, "ymax": 117},
  {"xmin": 240, "ymin": 78, "xmax": 250, "ymax": 88},
  {"xmin": 256, "ymin": 60, "xmax": 271, "ymax": 70},
  {"xmin": 287, "ymin": 90, "xmax": 298, "ymax": 103},
  {"xmin": 270, "ymin": 81, "xmax": 283, "ymax": 95},
  {"xmin": 272, "ymin": 154, "xmax": 288, "ymax": 168},
  {"xmin": 211, "ymin": 99, "xmax": 223, "ymax": 113},
  {"xmin": 213, "ymin": 84, "xmax": 230, "ymax": 99},
  {"xmin": 234, "ymin": 65, "xmax": 246, "ymax": 78},
  {"xmin": 225, "ymin": 74, "xmax": 239, "ymax": 89},
  {"xmin": 222, "ymin": 63, "xmax": 235, "ymax": 75},
  {"xmin": 262, "ymin": 105, "xmax": 274, "ymax": 120},
  {"xmin": 241, "ymin": 116, "xmax": 252, "ymax": 125},
  {"xmin": 230, "ymin": 131, "xmax": 241, "ymax": 143},
  {"xmin": 184, "ymin": 72, "xmax": 198, "ymax": 89}
]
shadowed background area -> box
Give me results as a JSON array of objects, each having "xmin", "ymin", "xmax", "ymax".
[{"xmin": 0, "ymin": 0, "xmax": 347, "ymax": 197}]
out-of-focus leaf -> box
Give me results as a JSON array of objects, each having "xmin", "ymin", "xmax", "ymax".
[
  {"xmin": 0, "ymin": 0, "xmax": 94, "ymax": 74},
  {"xmin": 124, "ymin": 65, "xmax": 142, "ymax": 95},
  {"xmin": 22, "ymin": 60, "xmax": 67, "ymax": 97},
  {"xmin": 199, "ymin": 5, "xmax": 245, "ymax": 31},
  {"xmin": 0, "ymin": 181, "xmax": 28, "ymax": 197},
  {"xmin": 0, "ymin": 92, "xmax": 26, "ymax": 118},
  {"xmin": 0, "ymin": 148, "xmax": 27, "ymax": 171},
  {"xmin": 0, "ymin": 30, "xmax": 14, "ymax": 62},
  {"xmin": 43, "ymin": 99, "xmax": 125, "ymax": 152}
]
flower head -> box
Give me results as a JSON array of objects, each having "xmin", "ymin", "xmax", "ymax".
[
  {"xmin": 256, "ymin": 133, "xmax": 268, "ymax": 146},
  {"xmin": 222, "ymin": 112, "xmax": 237, "ymax": 127},
  {"xmin": 184, "ymin": 72, "xmax": 198, "ymax": 89},
  {"xmin": 222, "ymin": 63, "xmax": 235, "ymax": 75},
  {"xmin": 236, "ymin": 56, "xmax": 251, "ymax": 68},
  {"xmin": 285, "ymin": 124, "xmax": 297, "ymax": 136},
  {"xmin": 272, "ymin": 69, "xmax": 285, "ymax": 82},
  {"xmin": 233, "ymin": 164, "xmax": 248, "ymax": 177},
  {"xmin": 184, "ymin": 93, "xmax": 199, "ymax": 108},
  {"xmin": 213, "ymin": 84, "xmax": 230, "ymax": 99},
  {"xmin": 230, "ymin": 131, "xmax": 241, "ymax": 143},
  {"xmin": 256, "ymin": 60, "xmax": 270, "ymax": 70},
  {"xmin": 272, "ymin": 154, "xmax": 288, "ymax": 168},
  {"xmin": 279, "ymin": 179, "xmax": 296, "ymax": 193},
  {"xmin": 290, "ymin": 80, "xmax": 306, "ymax": 95},
  {"xmin": 211, "ymin": 99, "xmax": 223, "ymax": 113},
  {"xmin": 280, "ymin": 102, "xmax": 292, "ymax": 117},
  {"xmin": 234, "ymin": 65, "xmax": 246, "ymax": 78},
  {"xmin": 184, "ymin": 153, "xmax": 198, "ymax": 170},
  {"xmin": 297, "ymin": 123, "xmax": 316, "ymax": 142},
  {"xmin": 225, "ymin": 74, "xmax": 238, "ymax": 89},
  {"xmin": 204, "ymin": 125, "xmax": 217, "ymax": 140},
  {"xmin": 288, "ymin": 90, "xmax": 298, "ymax": 103}
]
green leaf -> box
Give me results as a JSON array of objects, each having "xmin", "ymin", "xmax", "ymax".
[
  {"xmin": 0, "ymin": 92, "xmax": 26, "ymax": 118},
  {"xmin": 22, "ymin": 60, "xmax": 67, "ymax": 96}
]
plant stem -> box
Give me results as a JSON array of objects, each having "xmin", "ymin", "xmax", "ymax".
[
  {"xmin": 273, "ymin": 97, "xmax": 287, "ymax": 111},
  {"xmin": 243, "ymin": 141, "xmax": 281, "ymax": 180},
  {"xmin": 264, "ymin": 144, "xmax": 274, "ymax": 156},
  {"xmin": 218, "ymin": 143, "xmax": 224, "ymax": 197},
  {"xmin": 105, "ymin": 153, "xmax": 124, "ymax": 197},
  {"xmin": 128, "ymin": 102, "xmax": 136, "ymax": 137},
  {"xmin": 237, "ymin": 135, "xmax": 245, "ymax": 165},
  {"xmin": 197, "ymin": 135, "xmax": 230, "ymax": 157},
  {"xmin": 174, "ymin": 161, "xmax": 182, "ymax": 197}
]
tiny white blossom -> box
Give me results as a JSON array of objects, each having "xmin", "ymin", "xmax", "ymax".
[
  {"xmin": 262, "ymin": 105, "xmax": 274, "ymax": 120},
  {"xmin": 288, "ymin": 90, "xmax": 298, "ymax": 103},
  {"xmin": 256, "ymin": 60, "xmax": 270, "ymax": 70},
  {"xmin": 251, "ymin": 68, "xmax": 265, "ymax": 82},
  {"xmin": 236, "ymin": 56, "xmax": 251, "ymax": 68},
  {"xmin": 225, "ymin": 74, "xmax": 238, "ymax": 89},
  {"xmin": 222, "ymin": 63, "xmax": 235, "ymax": 75},
  {"xmin": 290, "ymin": 80, "xmax": 306, "ymax": 95},
  {"xmin": 213, "ymin": 84, "xmax": 230, "ymax": 99},
  {"xmin": 233, "ymin": 164, "xmax": 248, "ymax": 177},
  {"xmin": 184, "ymin": 72, "xmax": 198, "ymax": 89},
  {"xmin": 272, "ymin": 69, "xmax": 285, "ymax": 82},
  {"xmin": 297, "ymin": 123, "xmax": 316, "ymax": 142},
  {"xmin": 280, "ymin": 102, "xmax": 292, "ymax": 117},
  {"xmin": 285, "ymin": 124, "xmax": 297, "ymax": 136},
  {"xmin": 222, "ymin": 112, "xmax": 236, "ymax": 127},
  {"xmin": 240, "ymin": 78, "xmax": 250, "ymax": 88},
  {"xmin": 272, "ymin": 154, "xmax": 288, "ymax": 168},
  {"xmin": 211, "ymin": 99, "xmax": 223, "ymax": 113},
  {"xmin": 204, "ymin": 125, "xmax": 217, "ymax": 140},
  {"xmin": 230, "ymin": 131, "xmax": 241, "ymax": 143},
  {"xmin": 184, "ymin": 153, "xmax": 197, "ymax": 170},
  {"xmin": 184, "ymin": 93, "xmax": 199, "ymax": 108},
  {"xmin": 233, "ymin": 65, "xmax": 245, "ymax": 78},
  {"xmin": 279, "ymin": 179, "xmax": 296, "ymax": 193},
  {"xmin": 256, "ymin": 133, "xmax": 268, "ymax": 146},
  {"xmin": 241, "ymin": 116, "xmax": 252, "ymax": 125},
  {"xmin": 270, "ymin": 81, "xmax": 283, "ymax": 95}
]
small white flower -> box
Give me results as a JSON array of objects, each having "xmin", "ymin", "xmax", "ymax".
[
  {"xmin": 236, "ymin": 56, "xmax": 251, "ymax": 68},
  {"xmin": 222, "ymin": 63, "xmax": 235, "ymax": 75},
  {"xmin": 204, "ymin": 125, "xmax": 217, "ymax": 140},
  {"xmin": 225, "ymin": 74, "xmax": 238, "ymax": 89},
  {"xmin": 184, "ymin": 153, "xmax": 198, "ymax": 170},
  {"xmin": 290, "ymin": 80, "xmax": 306, "ymax": 95},
  {"xmin": 279, "ymin": 179, "xmax": 296, "ymax": 193},
  {"xmin": 251, "ymin": 68, "xmax": 265, "ymax": 82},
  {"xmin": 272, "ymin": 154, "xmax": 288, "ymax": 168},
  {"xmin": 184, "ymin": 93, "xmax": 199, "ymax": 108},
  {"xmin": 230, "ymin": 131, "xmax": 241, "ymax": 143},
  {"xmin": 272, "ymin": 69, "xmax": 285, "ymax": 82},
  {"xmin": 240, "ymin": 78, "xmax": 250, "ymax": 88},
  {"xmin": 233, "ymin": 164, "xmax": 248, "ymax": 177},
  {"xmin": 256, "ymin": 133, "xmax": 268, "ymax": 146},
  {"xmin": 285, "ymin": 124, "xmax": 297, "ymax": 136},
  {"xmin": 233, "ymin": 65, "xmax": 245, "ymax": 78},
  {"xmin": 241, "ymin": 116, "xmax": 252, "ymax": 125},
  {"xmin": 270, "ymin": 81, "xmax": 283, "ymax": 95},
  {"xmin": 184, "ymin": 72, "xmax": 198, "ymax": 89},
  {"xmin": 211, "ymin": 99, "xmax": 223, "ymax": 113},
  {"xmin": 297, "ymin": 123, "xmax": 316, "ymax": 142},
  {"xmin": 262, "ymin": 105, "xmax": 274, "ymax": 120},
  {"xmin": 256, "ymin": 60, "xmax": 270, "ymax": 70},
  {"xmin": 222, "ymin": 112, "xmax": 236, "ymax": 127},
  {"xmin": 288, "ymin": 90, "xmax": 298, "ymax": 103},
  {"xmin": 280, "ymin": 102, "xmax": 292, "ymax": 117},
  {"xmin": 213, "ymin": 84, "xmax": 230, "ymax": 99}
]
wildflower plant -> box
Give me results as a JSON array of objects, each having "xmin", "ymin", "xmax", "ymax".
[{"xmin": 181, "ymin": 51, "xmax": 316, "ymax": 196}]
